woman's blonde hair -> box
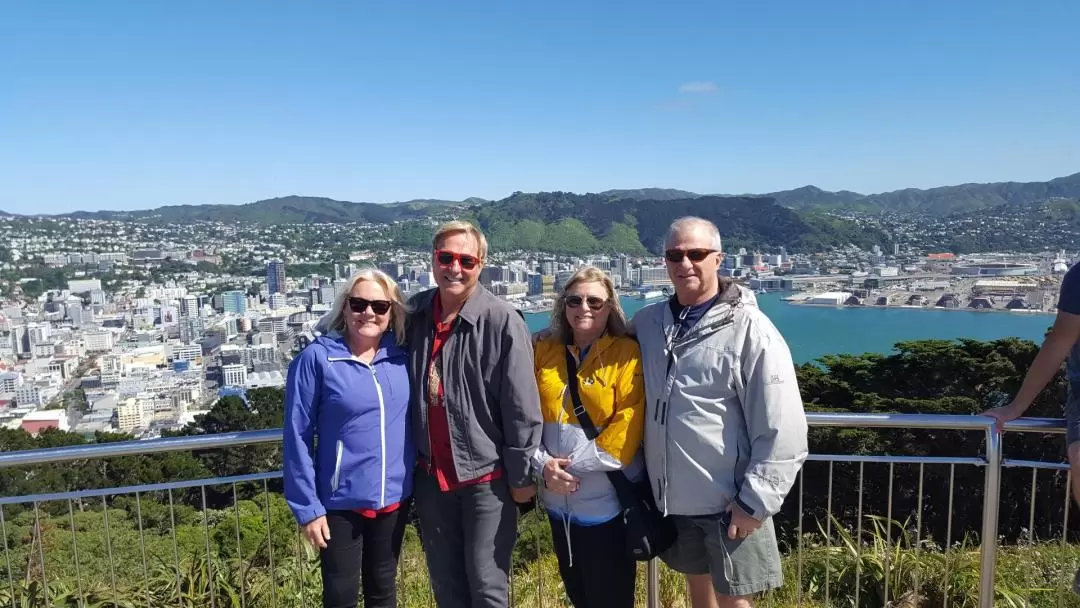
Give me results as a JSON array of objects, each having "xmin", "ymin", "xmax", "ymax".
[
  {"xmin": 319, "ymin": 269, "xmax": 406, "ymax": 345},
  {"xmin": 549, "ymin": 266, "xmax": 628, "ymax": 344}
]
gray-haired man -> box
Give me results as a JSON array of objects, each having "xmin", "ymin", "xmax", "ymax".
[{"xmin": 634, "ymin": 216, "xmax": 808, "ymax": 608}]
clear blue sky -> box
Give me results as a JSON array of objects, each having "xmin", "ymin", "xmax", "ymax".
[{"xmin": 2, "ymin": 0, "xmax": 1078, "ymax": 214}]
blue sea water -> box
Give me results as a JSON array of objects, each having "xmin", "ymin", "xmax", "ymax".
[{"xmin": 523, "ymin": 292, "xmax": 1053, "ymax": 364}]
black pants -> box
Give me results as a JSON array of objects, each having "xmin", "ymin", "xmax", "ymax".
[
  {"xmin": 320, "ymin": 502, "xmax": 410, "ymax": 608},
  {"xmin": 549, "ymin": 514, "xmax": 636, "ymax": 608}
]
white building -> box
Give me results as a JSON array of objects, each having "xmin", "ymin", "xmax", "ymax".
[
  {"xmin": 100, "ymin": 354, "xmax": 122, "ymax": 385},
  {"xmin": 805, "ymin": 291, "xmax": 852, "ymax": 306},
  {"xmin": 247, "ymin": 370, "xmax": 285, "ymax": 389},
  {"xmin": 16, "ymin": 384, "xmax": 43, "ymax": 407},
  {"xmin": 83, "ymin": 330, "xmax": 114, "ymax": 352},
  {"xmin": 171, "ymin": 344, "xmax": 203, "ymax": 362},
  {"xmin": 0, "ymin": 372, "xmax": 23, "ymax": 393},
  {"xmin": 68, "ymin": 278, "xmax": 103, "ymax": 293},
  {"xmin": 222, "ymin": 364, "xmax": 247, "ymax": 388}
]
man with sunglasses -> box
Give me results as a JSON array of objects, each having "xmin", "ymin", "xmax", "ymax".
[
  {"xmin": 634, "ymin": 216, "xmax": 808, "ymax": 608},
  {"xmin": 406, "ymin": 220, "xmax": 542, "ymax": 608}
]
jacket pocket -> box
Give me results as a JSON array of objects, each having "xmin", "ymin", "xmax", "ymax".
[{"xmin": 329, "ymin": 440, "xmax": 344, "ymax": 492}]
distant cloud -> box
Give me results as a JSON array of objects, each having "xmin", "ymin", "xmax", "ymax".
[{"xmin": 678, "ymin": 81, "xmax": 718, "ymax": 94}]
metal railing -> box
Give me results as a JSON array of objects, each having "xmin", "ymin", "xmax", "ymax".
[{"xmin": 0, "ymin": 412, "xmax": 1071, "ymax": 608}]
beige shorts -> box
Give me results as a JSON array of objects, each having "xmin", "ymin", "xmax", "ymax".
[{"xmin": 660, "ymin": 513, "xmax": 783, "ymax": 597}]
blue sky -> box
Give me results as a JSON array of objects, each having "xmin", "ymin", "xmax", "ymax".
[{"xmin": 2, "ymin": 0, "xmax": 1078, "ymax": 214}]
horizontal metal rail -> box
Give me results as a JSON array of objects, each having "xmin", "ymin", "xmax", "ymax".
[
  {"xmin": 0, "ymin": 428, "xmax": 282, "ymax": 469},
  {"xmin": 0, "ymin": 471, "xmax": 283, "ymax": 506},
  {"xmin": 1, "ymin": 413, "xmax": 1063, "ymax": 470}
]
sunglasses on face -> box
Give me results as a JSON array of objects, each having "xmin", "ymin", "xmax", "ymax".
[
  {"xmin": 435, "ymin": 249, "xmax": 480, "ymax": 270},
  {"xmin": 347, "ymin": 297, "xmax": 392, "ymax": 315},
  {"xmin": 565, "ymin": 295, "xmax": 607, "ymax": 310},
  {"xmin": 664, "ymin": 248, "xmax": 716, "ymax": 263}
]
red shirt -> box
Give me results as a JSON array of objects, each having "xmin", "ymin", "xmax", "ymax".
[
  {"xmin": 354, "ymin": 503, "xmax": 401, "ymax": 519},
  {"xmin": 423, "ymin": 292, "xmax": 503, "ymax": 491}
]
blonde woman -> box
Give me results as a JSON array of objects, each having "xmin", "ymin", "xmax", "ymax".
[
  {"xmin": 283, "ymin": 269, "xmax": 414, "ymax": 608},
  {"xmin": 532, "ymin": 266, "xmax": 645, "ymax": 608}
]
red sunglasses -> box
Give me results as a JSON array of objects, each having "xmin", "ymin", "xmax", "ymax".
[{"xmin": 435, "ymin": 249, "xmax": 481, "ymax": 270}]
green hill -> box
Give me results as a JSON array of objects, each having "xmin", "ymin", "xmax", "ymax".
[
  {"xmin": 770, "ymin": 172, "xmax": 1080, "ymax": 215},
  {"xmin": 66, "ymin": 195, "xmax": 466, "ymax": 224},
  {"xmin": 467, "ymin": 191, "xmax": 887, "ymax": 254}
]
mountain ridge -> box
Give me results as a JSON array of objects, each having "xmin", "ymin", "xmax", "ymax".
[{"xmin": 39, "ymin": 171, "xmax": 1079, "ymax": 220}]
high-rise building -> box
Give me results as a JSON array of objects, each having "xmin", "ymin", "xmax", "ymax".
[
  {"xmin": 379, "ymin": 262, "xmax": 405, "ymax": 281},
  {"xmin": 318, "ymin": 285, "xmax": 336, "ymax": 305},
  {"xmin": 527, "ymin": 273, "xmax": 543, "ymax": 296},
  {"xmin": 180, "ymin": 294, "xmax": 198, "ymax": 318},
  {"xmin": 267, "ymin": 259, "xmax": 286, "ymax": 295},
  {"xmin": 222, "ymin": 290, "xmax": 247, "ymax": 315},
  {"xmin": 179, "ymin": 318, "xmax": 203, "ymax": 344}
]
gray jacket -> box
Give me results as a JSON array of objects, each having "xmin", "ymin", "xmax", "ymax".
[
  {"xmin": 634, "ymin": 281, "xmax": 808, "ymax": 519},
  {"xmin": 406, "ymin": 287, "xmax": 543, "ymax": 489}
]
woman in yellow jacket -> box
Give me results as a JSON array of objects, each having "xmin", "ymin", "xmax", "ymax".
[{"xmin": 532, "ymin": 266, "xmax": 645, "ymax": 608}]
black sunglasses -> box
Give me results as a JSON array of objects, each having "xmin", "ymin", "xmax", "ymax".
[
  {"xmin": 435, "ymin": 249, "xmax": 480, "ymax": 270},
  {"xmin": 664, "ymin": 248, "xmax": 716, "ymax": 263},
  {"xmin": 565, "ymin": 295, "xmax": 607, "ymax": 310},
  {"xmin": 347, "ymin": 297, "xmax": 392, "ymax": 315}
]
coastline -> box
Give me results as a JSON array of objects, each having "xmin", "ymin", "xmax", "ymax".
[{"xmin": 787, "ymin": 301, "xmax": 1056, "ymax": 315}]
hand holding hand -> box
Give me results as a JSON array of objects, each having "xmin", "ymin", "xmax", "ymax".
[{"xmin": 542, "ymin": 458, "xmax": 579, "ymax": 496}]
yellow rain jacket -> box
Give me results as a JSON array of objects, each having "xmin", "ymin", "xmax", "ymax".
[{"xmin": 531, "ymin": 334, "xmax": 645, "ymax": 525}]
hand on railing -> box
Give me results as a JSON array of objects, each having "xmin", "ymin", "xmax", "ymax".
[
  {"xmin": 982, "ymin": 402, "xmax": 1025, "ymax": 433},
  {"xmin": 303, "ymin": 515, "xmax": 331, "ymax": 549}
]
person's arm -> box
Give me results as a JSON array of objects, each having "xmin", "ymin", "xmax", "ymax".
[
  {"xmin": 985, "ymin": 311, "xmax": 1080, "ymax": 426},
  {"xmin": 530, "ymin": 342, "xmax": 555, "ymax": 476},
  {"xmin": 497, "ymin": 312, "xmax": 544, "ymax": 493},
  {"xmin": 733, "ymin": 314, "xmax": 809, "ymax": 521},
  {"xmin": 985, "ymin": 268, "xmax": 1080, "ymax": 428},
  {"xmin": 282, "ymin": 348, "xmax": 325, "ymax": 526},
  {"xmin": 565, "ymin": 349, "xmax": 645, "ymax": 474}
]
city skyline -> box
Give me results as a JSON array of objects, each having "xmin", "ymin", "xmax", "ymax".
[{"xmin": 2, "ymin": 0, "xmax": 1078, "ymax": 214}]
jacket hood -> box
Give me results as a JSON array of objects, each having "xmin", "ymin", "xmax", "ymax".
[{"xmin": 719, "ymin": 279, "xmax": 758, "ymax": 308}]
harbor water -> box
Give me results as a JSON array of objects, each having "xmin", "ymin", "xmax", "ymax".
[{"xmin": 523, "ymin": 292, "xmax": 1053, "ymax": 364}]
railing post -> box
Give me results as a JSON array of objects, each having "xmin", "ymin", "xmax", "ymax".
[
  {"xmin": 646, "ymin": 558, "xmax": 659, "ymax": 608},
  {"xmin": 978, "ymin": 422, "xmax": 1002, "ymax": 608}
]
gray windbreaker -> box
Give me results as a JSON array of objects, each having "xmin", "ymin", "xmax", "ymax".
[{"xmin": 634, "ymin": 281, "xmax": 808, "ymax": 519}]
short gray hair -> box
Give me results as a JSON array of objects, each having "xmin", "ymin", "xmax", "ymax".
[{"xmin": 665, "ymin": 216, "xmax": 723, "ymax": 251}]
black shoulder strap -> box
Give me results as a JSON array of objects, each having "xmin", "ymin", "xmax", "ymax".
[
  {"xmin": 563, "ymin": 346, "xmax": 638, "ymax": 503},
  {"xmin": 563, "ymin": 347, "xmax": 600, "ymax": 440}
]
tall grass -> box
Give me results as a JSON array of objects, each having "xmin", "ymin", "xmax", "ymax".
[{"xmin": 4, "ymin": 512, "xmax": 1080, "ymax": 607}]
